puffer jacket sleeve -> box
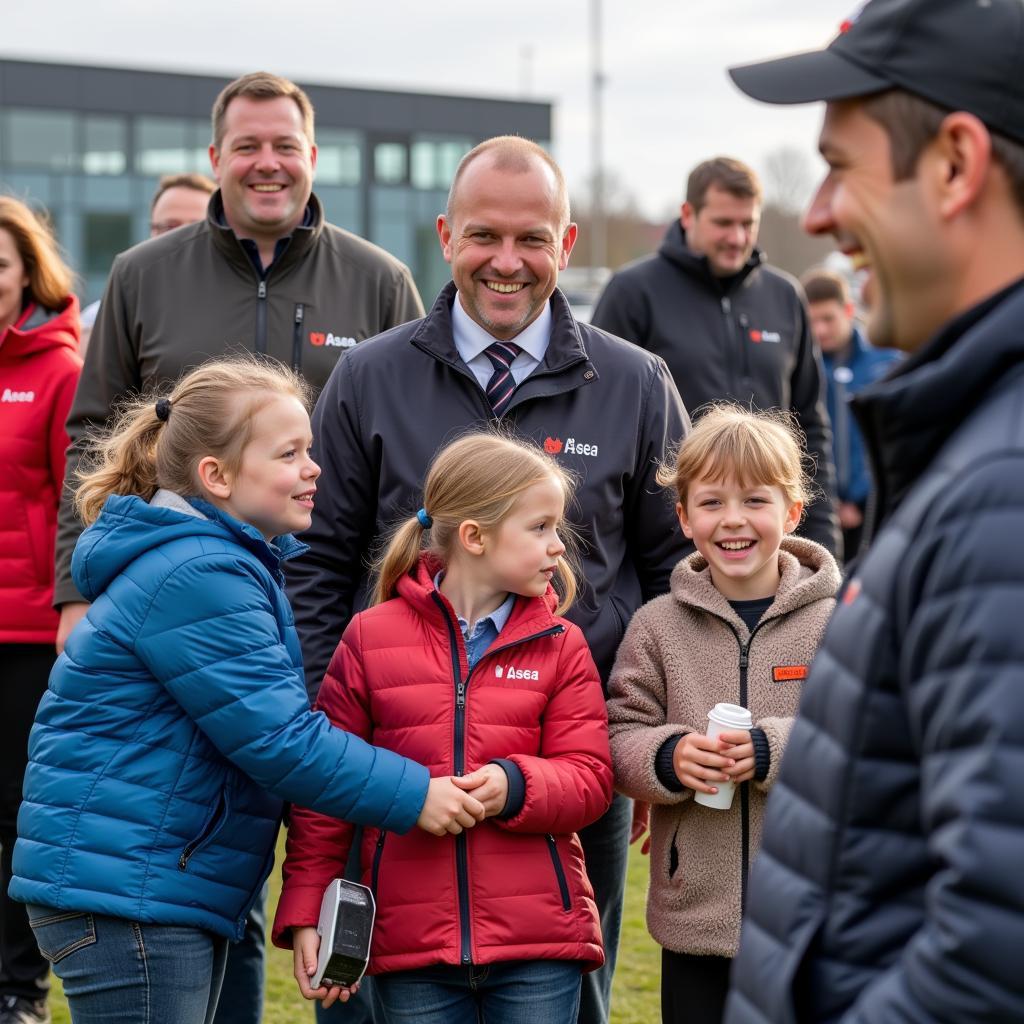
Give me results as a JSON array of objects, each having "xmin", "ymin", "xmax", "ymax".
[
  {"xmin": 133, "ymin": 555, "xmax": 429, "ymax": 832},
  {"xmin": 841, "ymin": 455, "xmax": 1024, "ymax": 1024},
  {"xmin": 607, "ymin": 610, "xmax": 695, "ymax": 805},
  {"xmin": 273, "ymin": 622, "xmax": 377, "ymax": 947},
  {"xmin": 494, "ymin": 625, "xmax": 613, "ymax": 835}
]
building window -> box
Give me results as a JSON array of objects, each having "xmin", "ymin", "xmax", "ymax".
[
  {"xmin": 5, "ymin": 109, "xmax": 76, "ymax": 171},
  {"xmin": 410, "ymin": 137, "xmax": 472, "ymax": 190},
  {"xmin": 135, "ymin": 117, "xmax": 209, "ymax": 176},
  {"xmin": 83, "ymin": 116, "xmax": 127, "ymax": 175},
  {"xmin": 316, "ymin": 129, "xmax": 361, "ymax": 187},
  {"xmin": 373, "ymin": 142, "xmax": 407, "ymax": 185},
  {"xmin": 83, "ymin": 211, "xmax": 133, "ymax": 276}
]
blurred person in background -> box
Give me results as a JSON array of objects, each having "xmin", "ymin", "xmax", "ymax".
[
  {"xmin": 591, "ymin": 156, "xmax": 840, "ymax": 555},
  {"xmin": 801, "ymin": 267, "xmax": 900, "ymax": 562},
  {"xmin": 0, "ymin": 196, "xmax": 82, "ymax": 1024},
  {"xmin": 80, "ymin": 174, "xmax": 219, "ymax": 351}
]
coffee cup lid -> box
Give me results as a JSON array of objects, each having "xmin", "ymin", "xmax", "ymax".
[{"xmin": 707, "ymin": 703, "xmax": 753, "ymax": 729}]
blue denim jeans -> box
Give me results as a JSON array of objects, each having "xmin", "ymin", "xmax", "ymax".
[
  {"xmin": 27, "ymin": 906, "xmax": 229, "ymax": 1024},
  {"xmin": 373, "ymin": 959, "xmax": 582, "ymax": 1024}
]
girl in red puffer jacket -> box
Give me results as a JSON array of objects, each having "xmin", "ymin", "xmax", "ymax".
[{"xmin": 274, "ymin": 432, "xmax": 613, "ymax": 1024}]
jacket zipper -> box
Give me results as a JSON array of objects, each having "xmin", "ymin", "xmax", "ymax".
[
  {"xmin": 371, "ymin": 831, "xmax": 386, "ymax": 897},
  {"xmin": 706, "ymin": 611, "xmax": 770, "ymax": 914},
  {"xmin": 255, "ymin": 279, "xmax": 268, "ymax": 354},
  {"xmin": 292, "ymin": 303, "xmax": 305, "ymax": 374},
  {"xmin": 430, "ymin": 591, "xmax": 563, "ymax": 964},
  {"xmin": 179, "ymin": 791, "xmax": 228, "ymax": 871},
  {"xmin": 545, "ymin": 834, "xmax": 572, "ymax": 910}
]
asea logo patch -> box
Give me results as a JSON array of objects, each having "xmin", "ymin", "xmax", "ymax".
[
  {"xmin": 749, "ymin": 329, "xmax": 781, "ymax": 344},
  {"xmin": 309, "ymin": 331, "xmax": 357, "ymax": 349},
  {"xmin": 544, "ymin": 437, "xmax": 564, "ymax": 454},
  {"xmin": 772, "ymin": 665, "xmax": 809, "ymax": 683}
]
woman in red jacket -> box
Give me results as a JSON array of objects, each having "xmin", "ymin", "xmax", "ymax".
[
  {"xmin": 274, "ymin": 432, "xmax": 613, "ymax": 1024},
  {"xmin": 0, "ymin": 196, "xmax": 81, "ymax": 1023}
]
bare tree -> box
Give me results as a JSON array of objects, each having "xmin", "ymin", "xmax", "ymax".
[{"xmin": 761, "ymin": 145, "xmax": 815, "ymax": 216}]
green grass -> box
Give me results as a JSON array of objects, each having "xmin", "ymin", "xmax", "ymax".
[{"xmin": 45, "ymin": 838, "xmax": 660, "ymax": 1023}]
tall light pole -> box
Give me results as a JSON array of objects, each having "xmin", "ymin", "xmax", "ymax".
[{"xmin": 590, "ymin": 0, "xmax": 607, "ymax": 282}]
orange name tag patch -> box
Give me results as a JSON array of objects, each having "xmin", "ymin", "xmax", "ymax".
[{"xmin": 772, "ymin": 665, "xmax": 808, "ymax": 682}]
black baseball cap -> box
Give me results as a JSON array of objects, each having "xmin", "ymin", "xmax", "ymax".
[{"xmin": 728, "ymin": 0, "xmax": 1024, "ymax": 145}]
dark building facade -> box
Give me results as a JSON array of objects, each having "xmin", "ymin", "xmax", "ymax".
[{"xmin": 0, "ymin": 59, "xmax": 552, "ymax": 303}]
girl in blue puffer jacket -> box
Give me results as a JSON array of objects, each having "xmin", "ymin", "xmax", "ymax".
[{"xmin": 11, "ymin": 358, "xmax": 485, "ymax": 1024}]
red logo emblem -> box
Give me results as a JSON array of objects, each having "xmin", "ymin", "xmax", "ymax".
[
  {"xmin": 309, "ymin": 332, "xmax": 326, "ymax": 346},
  {"xmin": 543, "ymin": 437, "xmax": 563, "ymax": 454},
  {"xmin": 842, "ymin": 579, "xmax": 862, "ymax": 606},
  {"xmin": 749, "ymin": 330, "xmax": 763, "ymax": 343}
]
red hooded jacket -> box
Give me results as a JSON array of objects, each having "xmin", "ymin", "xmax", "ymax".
[
  {"xmin": 273, "ymin": 555, "xmax": 613, "ymax": 973},
  {"xmin": 0, "ymin": 297, "xmax": 81, "ymax": 644}
]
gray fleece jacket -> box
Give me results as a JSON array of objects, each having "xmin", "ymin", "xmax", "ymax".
[{"xmin": 607, "ymin": 536, "xmax": 839, "ymax": 957}]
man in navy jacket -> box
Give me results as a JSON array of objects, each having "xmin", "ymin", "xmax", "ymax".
[
  {"xmin": 725, "ymin": 1, "xmax": 1024, "ymax": 1021},
  {"xmin": 288, "ymin": 136, "xmax": 689, "ymax": 1024}
]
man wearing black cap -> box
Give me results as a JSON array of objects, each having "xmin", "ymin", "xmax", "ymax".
[{"xmin": 724, "ymin": 2, "xmax": 1024, "ymax": 1022}]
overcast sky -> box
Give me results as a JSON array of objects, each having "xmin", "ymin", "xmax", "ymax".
[{"xmin": 3, "ymin": 0, "xmax": 857, "ymax": 221}]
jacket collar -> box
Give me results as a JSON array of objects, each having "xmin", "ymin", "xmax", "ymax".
[
  {"xmin": 184, "ymin": 496, "xmax": 308, "ymax": 573},
  {"xmin": 657, "ymin": 219, "xmax": 763, "ymax": 295},
  {"xmin": 669, "ymin": 536, "xmax": 840, "ymax": 634},
  {"xmin": 410, "ymin": 281, "xmax": 594, "ymax": 378},
  {"xmin": 0, "ymin": 295, "xmax": 80, "ymax": 358},
  {"xmin": 395, "ymin": 551, "xmax": 561, "ymax": 643},
  {"xmin": 206, "ymin": 189, "xmax": 324, "ymax": 280},
  {"xmin": 852, "ymin": 276, "xmax": 1024, "ymax": 523}
]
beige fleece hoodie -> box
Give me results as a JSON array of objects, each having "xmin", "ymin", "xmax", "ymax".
[{"xmin": 607, "ymin": 536, "xmax": 840, "ymax": 956}]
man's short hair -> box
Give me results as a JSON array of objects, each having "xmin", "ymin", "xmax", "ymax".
[
  {"xmin": 686, "ymin": 157, "xmax": 763, "ymax": 211},
  {"xmin": 863, "ymin": 89, "xmax": 1024, "ymax": 219},
  {"xmin": 150, "ymin": 173, "xmax": 216, "ymax": 213},
  {"xmin": 801, "ymin": 268, "xmax": 850, "ymax": 306},
  {"xmin": 446, "ymin": 136, "xmax": 571, "ymax": 230},
  {"xmin": 211, "ymin": 72, "xmax": 315, "ymax": 151}
]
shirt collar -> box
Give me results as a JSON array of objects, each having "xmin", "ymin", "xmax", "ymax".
[
  {"xmin": 433, "ymin": 570, "xmax": 517, "ymax": 637},
  {"xmin": 450, "ymin": 292, "xmax": 552, "ymax": 364}
]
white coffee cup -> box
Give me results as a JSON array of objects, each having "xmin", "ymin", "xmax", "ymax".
[{"xmin": 693, "ymin": 702, "xmax": 753, "ymax": 810}]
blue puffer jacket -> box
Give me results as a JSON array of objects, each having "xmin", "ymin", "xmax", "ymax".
[
  {"xmin": 821, "ymin": 326, "xmax": 901, "ymax": 506},
  {"xmin": 12, "ymin": 492, "xmax": 429, "ymax": 940}
]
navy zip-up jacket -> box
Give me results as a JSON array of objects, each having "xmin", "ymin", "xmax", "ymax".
[{"xmin": 288, "ymin": 282, "xmax": 690, "ymax": 698}]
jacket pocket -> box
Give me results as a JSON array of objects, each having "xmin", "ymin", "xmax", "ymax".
[
  {"xmin": 668, "ymin": 824, "xmax": 680, "ymax": 880},
  {"xmin": 178, "ymin": 790, "xmax": 230, "ymax": 872},
  {"xmin": 545, "ymin": 834, "xmax": 572, "ymax": 911},
  {"xmin": 27, "ymin": 907, "xmax": 96, "ymax": 964}
]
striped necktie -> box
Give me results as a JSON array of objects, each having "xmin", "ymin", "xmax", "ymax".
[{"xmin": 483, "ymin": 341, "xmax": 523, "ymax": 417}]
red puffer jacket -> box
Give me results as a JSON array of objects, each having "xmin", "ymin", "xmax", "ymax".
[
  {"xmin": 273, "ymin": 555, "xmax": 613, "ymax": 973},
  {"xmin": 0, "ymin": 298, "xmax": 81, "ymax": 643}
]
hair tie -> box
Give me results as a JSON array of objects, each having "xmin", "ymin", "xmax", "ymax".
[
  {"xmin": 416, "ymin": 508, "xmax": 433, "ymax": 529},
  {"xmin": 155, "ymin": 398, "xmax": 172, "ymax": 422}
]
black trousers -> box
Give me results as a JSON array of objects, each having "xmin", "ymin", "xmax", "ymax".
[
  {"xmin": 660, "ymin": 949, "xmax": 732, "ymax": 1024},
  {"xmin": 1, "ymin": 644, "xmax": 53, "ymax": 1000}
]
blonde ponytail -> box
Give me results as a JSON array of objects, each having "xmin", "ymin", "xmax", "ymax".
[
  {"xmin": 371, "ymin": 517, "xmax": 429, "ymax": 607},
  {"xmin": 75, "ymin": 405, "xmax": 164, "ymax": 525}
]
